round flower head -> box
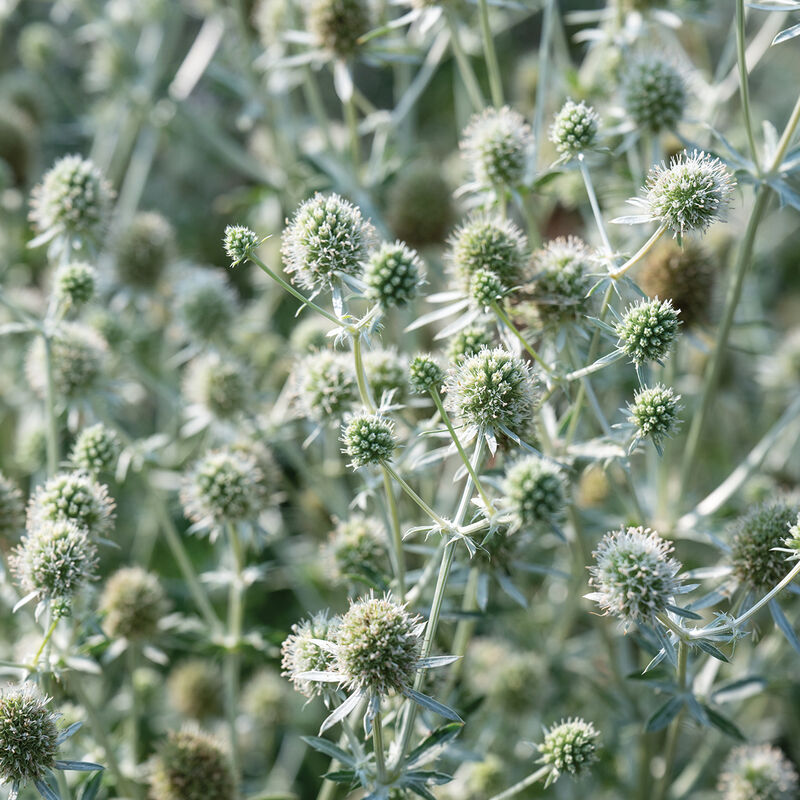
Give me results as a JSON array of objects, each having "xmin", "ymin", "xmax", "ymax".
[
  {"xmin": 719, "ymin": 744, "xmax": 798, "ymax": 800},
  {"xmin": 11, "ymin": 520, "xmax": 98, "ymax": 615},
  {"xmin": 342, "ymin": 413, "xmax": 396, "ymax": 468},
  {"xmin": 282, "ymin": 193, "xmax": 376, "ymax": 291},
  {"xmin": 447, "ymin": 325, "xmax": 495, "ymax": 362},
  {"xmin": 55, "ymin": 262, "xmax": 95, "ymax": 307},
  {"xmin": 100, "ymin": 566, "xmax": 169, "ymax": 641},
  {"xmin": 731, "ymin": 502, "xmax": 800, "ymax": 592},
  {"xmin": 623, "ymin": 57, "xmax": 686, "ymax": 133},
  {"xmin": 527, "ymin": 236, "xmax": 593, "ymax": 323},
  {"xmin": 549, "ymin": 99, "xmax": 600, "ymax": 158},
  {"xmin": 175, "ymin": 269, "xmax": 238, "ymax": 343},
  {"xmin": 223, "ymin": 224, "xmax": 259, "ymax": 266},
  {"xmin": 444, "ymin": 347, "xmax": 537, "ymax": 440},
  {"xmin": 644, "ymin": 150, "xmax": 735, "ymax": 239},
  {"xmin": 308, "ymin": 0, "xmax": 371, "ymax": 57},
  {"xmin": 336, "ymin": 594, "xmax": 422, "ymax": 696},
  {"xmin": 295, "ymin": 350, "xmax": 357, "ymax": 421},
  {"xmin": 183, "ymin": 352, "xmax": 249, "ymax": 419},
  {"xmin": 0, "ymin": 472, "xmax": 25, "ymax": 543},
  {"xmin": 503, "ymin": 455, "xmax": 566, "ymax": 530},
  {"xmin": 409, "ymin": 354, "xmax": 444, "ymax": 395},
  {"xmin": 27, "ymin": 472, "xmax": 116, "ymax": 540},
  {"xmin": 149, "ymin": 728, "xmax": 234, "ymax": 800},
  {"xmin": 616, "ymin": 297, "xmax": 681, "ymax": 365},
  {"xmin": 115, "ymin": 211, "xmax": 175, "ymax": 288},
  {"xmin": 460, "ymin": 106, "xmax": 533, "ymax": 189},
  {"xmin": 364, "ymin": 240, "xmax": 424, "ymax": 308},
  {"xmin": 470, "ymin": 268, "xmax": 507, "ymax": 309},
  {"xmin": 588, "ymin": 526, "xmax": 682, "ymax": 626},
  {"xmin": 29, "ymin": 154, "xmax": 114, "ymax": 244},
  {"xmin": 281, "ymin": 610, "xmax": 340, "ymax": 698},
  {"xmin": 448, "ymin": 214, "xmax": 528, "ymax": 289},
  {"xmin": 69, "ymin": 423, "xmax": 121, "ymax": 476},
  {"xmin": 0, "ymin": 685, "xmax": 59, "ymax": 788},
  {"xmin": 327, "ymin": 514, "xmax": 387, "ymax": 585},
  {"xmin": 628, "ymin": 384, "xmax": 681, "ymax": 450},
  {"xmin": 538, "ymin": 718, "xmax": 600, "ymax": 782},
  {"xmin": 387, "ymin": 164, "xmax": 453, "ymax": 247},
  {"xmin": 365, "ymin": 348, "xmax": 406, "ymax": 403},
  {"xmin": 168, "ymin": 660, "xmax": 224, "ymax": 720}
]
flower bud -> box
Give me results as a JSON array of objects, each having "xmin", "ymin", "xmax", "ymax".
[
  {"xmin": 718, "ymin": 744, "xmax": 799, "ymax": 800},
  {"xmin": 503, "ymin": 455, "xmax": 566, "ymax": 529},
  {"xmin": 55, "ymin": 262, "xmax": 95, "ymax": 307},
  {"xmin": 616, "ymin": 297, "xmax": 681, "ymax": 365},
  {"xmin": 100, "ymin": 566, "xmax": 169, "ymax": 641},
  {"xmin": 342, "ymin": 413, "xmax": 396, "ymax": 468},
  {"xmin": 549, "ymin": 99, "xmax": 600, "ymax": 158},
  {"xmin": 69, "ymin": 424, "xmax": 121, "ymax": 476},
  {"xmin": 623, "ymin": 57, "xmax": 686, "ymax": 133},
  {"xmin": 409, "ymin": 354, "xmax": 444, "ymax": 395},
  {"xmin": 628, "ymin": 384, "xmax": 681, "ymax": 449},
  {"xmin": 223, "ymin": 224, "xmax": 259, "ymax": 266},
  {"xmin": 538, "ymin": 718, "xmax": 600, "ymax": 781},
  {"xmin": 364, "ymin": 241, "xmax": 424, "ymax": 308}
]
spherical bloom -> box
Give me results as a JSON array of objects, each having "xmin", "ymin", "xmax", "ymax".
[
  {"xmin": 538, "ymin": 718, "xmax": 600, "ymax": 781},
  {"xmin": 459, "ymin": 106, "xmax": 533, "ymax": 188},
  {"xmin": 448, "ymin": 214, "xmax": 528, "ymax": 289},
  {"xmin": 281, "ymin": 610, "xmax": 340, "ymax": 698},
  {"xmin": 168, "ymin": 660, "xmax": 223, "ymax": 720},
  {"xmin": 409, "ymin": 354, "xmax": 444, "ymax": 395},
  {"xmin": 645, "ymin": 150, "xmax": 735, "ymax": 238},
  {"xmin": 364, "ymin": 241, "xmax": 424, "ymax": 308},
  {"xmin": 0, "ymin": 686, "xmax": 59, "ymax": 787},
  {"xmin": 470, "ymin": 268, "xmax": 507, "ymax": 308},
  {"xmin": 308, "ymin": 0, "xmax": 371, "ymax": 57},
  {"xmin": 149, "ymin": 728, "xmax": 234, "ymax": 800},
  {"xmin": 29, "ymin": 154, "xmax": 114, "ymax": 243},
  {"xmin": 718, "ymin": 744, "xmax": 799, "ymax": 800},
  {"xmin": 11, "ymin": 520, "xmax": 98, "ymax": 614},
  {"xmin": 342, "ymin": 413, "xmax": 396, "ymax": 468},
  {"xmin": 623, "ymin": 57, "xmax": 686, "ymax": 133},
  {"xmin": 27, "ymin": 472, "xmax": 116, "ymax": 540},
  {"xmin": 628, "ymin": 384, "xmax": 681, "ymax": 449},
  {"xmin": 616, "ymin": 297, "xmax": 681, "ymax": 365},
  {"xmin": 447, "ymin": 326, "xmax": 495, "ymax": 362},
  {"xmin": 223, "ymin": 224, "xmax": 260, "ymax": 266},
  {"xmin": 0, "ymin": 472, "xmax": 25, "ymax": 543},
  {"xmin": 731, "ymin": 502, "xmax": 800, "ymax": 592},
  {"xmin": 365, "ymin": 348, "xmax": 406, "ymax": 403},
  {"xmin": 444, "ymin": 347, "xmax": 537, "ymax": 438},
  {"xmin": 69, "ymin": 424, "xmax": 121, "ymax": 475},
  {"xmin": 327, "ymin": 514, "xmax": 386, "ymax": 584},
  {"xmin": 588, "ymin": 526, "xmax": 682, "ymax": 625},
  {"xmin": 183, "ymin": 352, "xmax": 249, "ymax": 419},
  {"xmin": 294, "ymin": 351, "xmax": 357, "ymax": 421},
  {"xmin": 336, "ymin": 595, "xmax": 422, "ymax": 695},
  {"xmin": 175, "ymin": 269, "xmax": 238, "ymax": 342},
  {"xmin": 100, "ymin": 566, "xmax": 169, "ymax": 641},
  {"xmin": 387, "ymin": 164, "xmax": 453, "ymax": 247},
  {"xmin": 115, "ymin": 211, "xmax": 175, "ymax": 288},
  {"xmin": 503, "ymin": 455, "xmax": 566, "ymax": 529},
  {"xmin": 527, "ymin": 236, "xmax": 593, "ymax": 323},
  {"xmin": 55, "ymin": 262, "xmax": 95, "ymax": 307},
  {"xmin": 549, "ymin": 99, "xmax": 600, "ymax": 157},
  {"xmin": 282, "ymin": 193, "xmax": 376, "ymax": 291}
]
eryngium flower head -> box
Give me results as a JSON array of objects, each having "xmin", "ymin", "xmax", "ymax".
[
  {"xmin": 281, "ymin": 610, "xmax": 339, "ymax": 698},
  {"xmin": 282, "ymin": 193, "xmax": 376, "ymax": 291},
  {"xmin": 327, "ymin": 514, "xmax": 386, "ymax": 584},
  {"xmin": 588, "ymin": 526, "xmax": 682, "ymax": 625},
  {"xmin": 168, "ymin": 660, "xmax": 223, "ymax": 720},
  {"xmin": 69, "ymin": 423, "xmax": 121, "ymax": 476},
  {"xmin": 783, "ymin": 513, "xmax": 800, "ymax": 562},
  {"xmin": 12, "ymin": 520, "xmax": 98, "ymax": 613},
  {"xmin": 718, "ymin": 744, "xmax": 799, "ymax": 800},
  {"xmin": 549, "ymin": 99, "xmax": 600, "ymax": 157},
  {"xmin": 342, "ymin": 414, "xmax": 396, "ymax": 468},
  {"xmin": 444, "ymin": 348, "xmax": 537, "ymax": 438},
  {"xmin": 115, "ymin": 211, "xmax": 175, "ymax": 288},
  {"xmin": 730, "ymin": 502, "xmax": 800, "ymax": 592},
  {"xmin": 365, "ymin": 348, "xmax": 407, "ymax": 403},
  {"xmin": 616, "ymin": 297, "xmax": 681, "ymax": 365},
  {"xmin": 295, "ymin": 351, "xmax": 356, "ymax": 420},
  {"xmin": 387, "ymin": 164, "xmax": 453, "ymax": 247},
  {"xmin": 223, "ymin": 224, "xmax": 260, "ymax": 266},
  {"xmin": 527, "ymin": 236, "xmax": 593, "ymax": 322},
  {"xmin": 55, "ymin": 262, "xmax": 95, "ymax": 307},
  {"xmin": 29, "ymin": 154, "xmax": 113, "ymax": 243},
  {"xmin": 27, "ymin": 472, "xmax": 116, "ymax": 539},
  {"xmin": 364, "ymin": 241, "xmax": 424, "ymax": 308},
  {"xmin": 175, "ymin": 270, "xmax": 237, "ymax": 342},
  {"xmin": 149, "ymin": 728, "xmax": 234, "ymax": 800},
  {"xmin": 336, "ymin": 595, "xmax": 422, "ymax": 695},
  {"xmin": 181, "ymin": 449, "xmax": 267, "ymax": 530},
  {"xmin": 623, "ymin": 57, "xmax": 686, "ymax": 133},
  {"xmin": 503, "ymin": 455, "xmax": 566, "ymax": 529},
  {"xmin": 448, "ymin": 214, "xmax": 528, "ymax": 289},
  {"xmin": 308, "ymin": 0, "xmax": 371, "ymax": 57},
  {"xmin": 183, "ymin": 352, "xmax": 248, "ymax": 419},
  {"xmin": 628, "ymin": 384, "xmax": 681, "ymax": 449},
  {"xmin": 460, "ymin": 106, "xmax": 533, "ymax": 188},
  {"xmin": 100, "ymin": 566, "xmax": 168, "ymax": 641},
  {"xmin": 447, "ymin": 326, "xmax": 495, "ymax": 362},
  {"xmin": 538, "ymin": 718, "xmax": 599, "ymax": 781},
  {"xmin": 409, "ymin": 354, "xmax": 444, "ymax": 394},
  {"xmin": 645, "ymin": 150, "xmax": 735, "ymax": 238},
  {"xmin": 470, "ymin": 268, "xmax": 506, "ymax": 308},
  {"xmin": 0, "ymin": 685, "xmax": 58, "ymax": 787},
  {"xmin": 0, "ymin": 472, "xmax": 24, "ymax": 542}
]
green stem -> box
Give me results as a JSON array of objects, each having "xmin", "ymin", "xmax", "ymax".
[
  {"xmin": 372, "ymin": 709, "xmax": 388, "ymax": 785},
  {"xmin": 609, "ymin": 223, "xmax": 668, "ymax": 280},
  {"xmin": 32, "ymin": 618, "xmax": 59, "ymax": 668},
  {"xmin": 492, "ymin": 301, "xmax": 552, "ymax": 374},
  {"xmin": 42, "ymin": 334, "xmax": 59, "ymax": 476},
  {"xmin": 655, "ymin": 641, "xmax": 687, "ymax": 800},
  {"xmin": 444, "ymin": 7, "xmax": 485, "ymax": 112},
  {"xmin": 381, "ymin": 462, "xmax": 450, "ymax": 529},
  {"xmin": 579, "ymin": 155, "xmax": 613, "ymax": 253},
  {"xmin": 478, "ymin": 0, "xmax": 504, "ymax": 107},
  {"xmin": 128, "ymin": 646, "xmax": 140, "ymax": 777},
  {"xmin": 736, "ymin": 0, "xmax": 760, "ymax": 170},
  {"xmin": 224, "ymin": 522, "xmax": 245, "ymax": 798},
  {"xmin": 381, "ymin": 467, "xmax": 406, "ymax": 601},
  {"xmin": 487, "ymin": 765, "xmax": 553, "ymax": 800},
  {"xmin": 442, "ymin": 566, "xmax": 479, "ymax": 697}
]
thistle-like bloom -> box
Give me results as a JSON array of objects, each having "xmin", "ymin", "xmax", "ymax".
[
  {"xmin": 294, "ymin": 351, "xmax": 357, "ymax": 421},
  {"xmin": 223, "ymin": 224, "xmax": 260, "ymax": 266},
  {"xmin": 0, "ymin": 472, "xmax": 25, "ymax": 542},
  {"xmin": 628, "ymin": 384, "xmax": 681, "ymax": 450},
  {"xmin": 183, "ymin": 352, "xmax": 249, "ymax": 420},
  {"xmin": 781, "ymin": 513, "xmax": 800, "ymax": 562},
  {"xmin": 587, "ymin": 526, "xmax": 683, "ymax": 626},
  {"xmin": 616, "ymin": 297, "xmax": 681, "ymax": 365},
  {"xmin": 623, "ymin": 57, "xmax": 686, "ymax": 133},
  {"xmin": 342, "ymin": 413, "xmax": 396, "ymax": 468},
  {"xmin": 537, "ymin": 718, "xmax": 600, "ymax": 783},
  {"xmin": 470, "ymin": 268, "xmax": 506, "ymax": 309},
  {"xmin": 364, "ymin": 240, "xmax": 424, "ymax": 308},
  {"xmin": 175, "ymin": 269, "xmax": 238, "ymax": 342},
  {"xmin": 549, "ymin": 100, "xmax": 600, "ymax": 158},
  {"xmin": 718, "ymin": 744, "xmax": 799, "ymax": 800},
  {"xmin": 527, "ymin": 236, "xmax": 593, "ymax": 323},
  {"xmin": 115, "ymin": 211, "xmax": 175, "ymax": 288},
  {"xmin": 409, "ymin": 354, "xmax": 444, "ymax": 395},
  {"xmin": 364, "ymin": 348, "xmax": 407, "ymax": 403},
  {"xmin": 327, "ymin": 514, "xmax": 386, "ymax": 585},
  {"xmin": 282, "ymin": 193, "xmax": 376, "ymax": 291},
  {"xmin": 308, "ymin": 0, "xmax": 371, "ymax": 57},
  {"xmin": 387, "ymin": 164, "xmax": 453, "ymax": 247},
  {"xmin": 27, "ymin": 472, "xmax": 116, "ymax": 540},
  {"xmin": 460, "ymin": 106, "xmax": 533, "ymax": 189},
  {"xmin": 168, "ymin": 660, "xmax": 224, "ymax": 720},
  {"xmin": 644, "ymin": 150, "xmax": 735, "ymax": 238},
  {"xmin": 69, "ymin": 423, "xmax": 121, "ymax": 476},
  {"xmin": 281, "ymin": 610, "xmax": 340, "ymax": 698},
  {"xmin": 100, "ymin": 566, "xmax": 169, "ymax": 641},
  {"xmin": 447, "ymin": 326, "xmax": 495, "ymax": 362},
  {"xmin": 503, "ymin": 455, "xmax": 566, "ymax": 530},
  {"xmin": 55, "ymin": 262, "xmax": 95, "ymax": 307}
]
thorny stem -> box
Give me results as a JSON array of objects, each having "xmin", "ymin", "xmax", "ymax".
[
  {"xmin": 478, "ymin": 0, "xmax": 504, "ymax": 107},
  {"xmin": 608, "ymin": 222, "xmax": 668, "ymax": 280},
  {"xmin": 736, "ymin": 0, "xmax": 760, "ymax": 171},
  {"xmin": 655, "ymin": 640, "xmax": 687, "ymax": 800},
  {"xmin": 486, "ymin": 765, "xmax": 553, "ymax": 800},
  {"xmin": 224, "ymin": 521, "xmax": 245, "ymax": 797},
  {"xmin": 492, "ymin": 301, "xmax": 553, "ymax": 374}
]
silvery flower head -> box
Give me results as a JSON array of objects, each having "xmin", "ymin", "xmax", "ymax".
[
  {"xmin": 628, "ymin": 384, "xmax": 682, "ymax": 451},
  {"xmin": 447, "ymin": 325, "xmax": 495, "ymax": 363},
  {"xmin": 100, "ymin": 566, "xmax": 169, "ymax": 642},
  {"xmin": 223, "ymin": 224, "xmax": 260, "ymax": 266},
  {"xmin": 307, "ymin": 0, "xmax": 371, "ymax": 58},
  {"xmin": 537, "ymin": 718, "xmax": 600, "ymax": 784},
  {"xmin": 55, "ymin": 262, "xmax": 95, "ymax": 307},
  {"xmin": 364, "ymin": 240, "xmax": 424, "ymax": 309},
  {"xmin": 327, "ymin": 513, "xmax": 387, "ymax": 585},
  {"xmin": 549, "ymin": 100, "xmax": 600, "ymax": 158},
  {"xmin": 616, "ymin": 297, "xmax": 681, "ymax": 366},
  {"xmin": 718, "ymin": 744, "xmax": 799, "ymax": 800},
  {"xmin": 503, "ymin": 454, "xmax": 566, "ymax": 530},
  {"xmin": 342, "ymin": 413, "xmax": 396, "ymax": 468},
  {"xmin": 623, "ymin": 56, "xmax": 687, "ymax": 133},
  {"xmin": 527, "ymin": 236, "xmax": 593, "ymax": 323},
  {"xmin": 294, "ymin": 350, "xmax": 357, "ymax": 421},
  {"xmin": 281, "ymin": 610, "xmax": 340, "ymax": 698},
  {"xmin": 69, "ymin": 423, "xmax": 121, "ymax": 476},
  {"xmin": 408, "ymin": 354, "xmax": 444, "ymax": 395}
]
